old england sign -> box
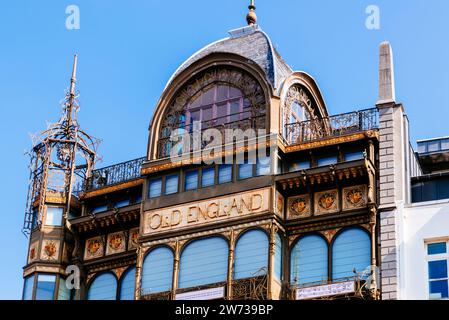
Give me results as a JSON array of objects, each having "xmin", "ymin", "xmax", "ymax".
[{"xmin": 143, "ymin": 188, "xmax": 271, "ymax": 234}]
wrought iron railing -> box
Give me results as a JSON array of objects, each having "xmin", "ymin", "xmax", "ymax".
[
  {"xmin": 85, "ymin": 157, "xmax": 146, "ymax": 191},
  {"xmin": 284, "ymin": 108, "xmax": 379, "ymax": 145}
]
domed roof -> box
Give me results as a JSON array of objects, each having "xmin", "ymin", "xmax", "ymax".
[{"xmin": 165, "ymin": 25, "xmax": 292, "ymax": 91}]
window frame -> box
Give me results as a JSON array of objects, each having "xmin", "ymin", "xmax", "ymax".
[
  {"xmin": 184, "ymin": 169, "xmax": 199, "ymax": 191},
  {"xmin": 44, "ymin": 206, "xmax": 64, "ymax": 227},
  {"xmin": 426, "ymin": 240, "xmax": 449, "ymax": 300}
]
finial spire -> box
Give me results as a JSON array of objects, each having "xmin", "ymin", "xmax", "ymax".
[
  {"xmin": 246, "ymin": 0, "xmax": 257, "ymax": 26},
  {"xmin": 67, "ymin": 54, "xmax": 78, "ymax": 126},
  {"xmin": 70, "ymin": 54, "xmax": 78, "ymax": 97}
]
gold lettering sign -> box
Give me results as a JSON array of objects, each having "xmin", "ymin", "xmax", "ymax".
[{"xmin": 143, "ymin": 188, "xmax": 271, "ymax": 235}]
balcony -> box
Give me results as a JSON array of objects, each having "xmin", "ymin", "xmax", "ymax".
[
  {"xmin": 284, "ymin": 108, "xmax": 379, "ymax": 146},
  {"xmin": 85, "ymin": 157, "xmax": 146, "ymax": 191}
]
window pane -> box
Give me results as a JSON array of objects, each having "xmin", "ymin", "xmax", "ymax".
[
  {"xmin": 417, "ymin": 142, "xmax": 427, "ymax": 154},
  {"xmin": 441, "ymin": 139, "xmax": 449, "ymax": 151},
  {"xmin": 274, "ymin": 233, "xmax": 283, "ymax": 282},
  {"xmin": 185, "ymin": 170, "xmax": 199, "ymax": 191},
  {"xmin": 202, "ymin": 87, "xmax": 215, "ymax": 105},
  {"xmin": 428, "ymin": 243, "xmax": 447, "ymax": 255},
  {"xmin": 142, "ymin": 247, "xmax": 174, "ymax": 294},
  {"xmin": 202, "ymin": 167, "xmax": 215, "ymax": 188},
  {"xmin": 256, "ymin": 158, "xmax": 271, "ymax": 176},
  {"xmin": 332, "ymin": 228, "xmax": 371, "ymax": 280},
  {"xmin": 114, "ymin": 199, "xmax": 130, "ymax": 208},
  {"xmin": 23, "ymin": 275, "xmax": 34, "ymax": 300},
  {"xmin": 35, "ymin": 274, "xmax": 56, "ymax": 300},
  {"xmin": 291, "ymin": 235, "xmax": 328, "ymax": 285},
  {"xmin": 428, "ymin": 141, "xmax": 440, "ymax": 152},
  {"xmin": 345, "ymin": 151, "xmax": 364, "ymax": 161},
  {"xmin": 45, "ymin": 207, "xmax": 63, "ymax": 226},
  {"xmin": 218, "ymin": 165, "xmax": 232, "ymax": 184},
  {"xmin": 92, "ymin": 205, "xmax": 108, "ymax": 214},
  {"xmin": 230, "ymin": 101, "xmax": 240, "ymax": 123},
  {"xmin": 428, "ymin": 260, "xmax": 448, "ymax": 280},
  {"xmin": 58, "ymin": 278, "xmax": 71, "ymax": 300},
  {"xmin": 234, "ymin": 230, "xmax": 268, "ymax": 279},
  {"xmin": 216, "ymin": 103, "xmax": 228, "ymax": 125},
  {"xmin": 217, "ymin": 86, "xmax": 228, "ymax": 101},
  {"xmin": 317, "ymin": 156, "xmax": 338, "ymax": 167},
  {"xmin": 119, "ymin": 267, "xmax": 136, "ymax": 300},
  {"xmin": 430, "ymin": 280, "xmax": 449, "ymax": 299},
  {"xmin": 229, "ymin": 87, "xmax": 242, "ymax": 98},
  {"xmin": 165, "ymin": 175, "xmax": 179, "ymax": 195},
  {"xmin": 202, "ymin": 107, "xmax": 213, "ymax": 128},
  {"xmin": 289, "ymin": 161, "xmax": 310, "ymax": 172},
  {"xmin": 87, "ymin": 273, "xmax": 117, "ymax": 300},
  {"xmin": 238, "ymin": 163, "xmax": 253, "ymax": 180},
  {"xmin": 149, "ymin": 178, "xmax": 162, "ymax": 198}
]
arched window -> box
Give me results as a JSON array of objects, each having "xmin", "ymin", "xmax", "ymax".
[
  {"xmin": 290, "ymin": 234, "xmax": 328, "ymax": 286},
  {"xmin": 282, "ymin": 86, "xmax": 313, "ymax": 142},
  {"xmin": 157, "ymin": 68, "xmax": 266, "ymax": 159},
  {"xmin": 179, "ymin": 237, "xmax": 228, "ymax": 289},
  {"xmin": 119, "ymin": 266, "xmax": 136, "ymax": 300},
  {"xmin": 332, "ymin": 228, "xmax": 371, "ymax": 280},
  {"xmin": 141, "ymin": 247, "xmax": 174, "ymax": 295},
  {"xmin": 87, "ymin": 272, "xmax": 117, "ymax": 300},
  {"xmin": 234, "ymin": 229, "xmax": 268, "ymax": 280}
]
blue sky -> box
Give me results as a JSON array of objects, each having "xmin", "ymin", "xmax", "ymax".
[{"xmin": 0, "ymin": 0, "xmax": 448, "ymax": 299}]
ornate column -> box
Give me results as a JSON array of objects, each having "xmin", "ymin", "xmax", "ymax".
[
  {"xmin": 267, "ymin": 223, "xmax": 278, "ymax": 300},
  {"xmin": 171, "ymin": 241, "xmax": 180, "ymax": 300},
  {"xmin": 226, "ymin": 230, "xmax": 236, "ymax": 300},
  {"xmin": 134, "ymin": 245, "xmax": 144, "ymax": 300}
]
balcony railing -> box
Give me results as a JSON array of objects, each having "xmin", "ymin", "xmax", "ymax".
[
  {"xmin": 85, "ymin": 157, "xmax": 146, "ymax": 191},
  {"xmin": 284, "ymin": 108, "xmax": 379, "ymax": 146}
]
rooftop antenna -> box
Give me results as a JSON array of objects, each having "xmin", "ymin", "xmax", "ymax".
[{"xmin": 246, "ymin": 0, "xmax": 257, "ymax": 26}]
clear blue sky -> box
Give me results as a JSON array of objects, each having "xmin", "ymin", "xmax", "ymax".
[{"xmin": 0, "ymin": 0, "xmax": 448, "ymax": 299}]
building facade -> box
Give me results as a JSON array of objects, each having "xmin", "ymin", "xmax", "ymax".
[{"xmin": 22, "ymin": 5, "xmax": 395, "ymax": 301}]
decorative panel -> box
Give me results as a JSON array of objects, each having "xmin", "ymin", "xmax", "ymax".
[
  {"xmin": 274, "ymin": 191, "xmax": 284, "ymax": 218},
  {"xmin": 314, "ymin": 190, "xmax": 339, "ymax": 215},
  {"xmin": 106, "ymin": 232, "xmax": 126, "ymax": 255},
  {"xmin": 342, "ymin": 185, "xmax": 367, "ymax": 210},
  {"xmin": 287, "ymin": 194, "xmax": 311, "ymax": 219},
  {"xmin": 28, "ymin": 241, "xmax": 39, "ymax": 263},
  {"xmin": 84, "ymin": 236, "xmax": 104, "ymax": 260},
  {"xmin": 128, "ymin": 228, "xmax": 139, "ymax": 250},
  {"xmin": 40, "ymin": 239, "xmax": 60, "ymax": 261}
]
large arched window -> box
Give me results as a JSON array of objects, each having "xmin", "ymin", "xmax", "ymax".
[
  {"xmin": 141, "ymin": 247, "xmax": 174, "ymax": 295},
  {"xmin": 157, "ymin": 68, "xmax": 266, "ymax": 158},
  {"xmin": 119, "ymin": 266, "xmax": 136, "ymax": 300},
  {"xmin": 332, "ymin": 228, "xmax": 371, "ymax": 280},
  {"xmin": 179, "ymin": 237, "xmax": 228, "ymax": 289},
  {"xmin": 87, "ymin": 272, "xmax": 117, "ymax": 300},
  {"xmin": 234, "ymin": 229, "xmax": 268, "ymax": 280},
  {"xmin": 290, "ymin": 234, "xmax": 328, "ymax": 286}
]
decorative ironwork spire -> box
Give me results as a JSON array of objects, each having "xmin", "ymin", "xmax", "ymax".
[
  {"xmin": 246, "ymin": 0, "xmax": 257, "ymax": 26},
  {"xmin": 67, "ymin": 54, "xmax": 78, "ymax": 126}
]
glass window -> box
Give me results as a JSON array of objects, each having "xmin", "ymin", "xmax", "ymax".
[
  {"xmin": 274, "ymin": 233, "xmax": 283, "ymax": 282},
  {"xmin": 234, "ymin": 230, "xmax": 269, "ymax": 280},
  {"xmin": 134, "ymin": 195, "xmax": 142, "ymax": 204},
  {"xmin": 256, "ymin": 158, "xmax": 271, "ymax": 176},
  {"xmin": 317, "ymin": 156, "xmax": 338, "ymax": 167},
  {"xmin": 428, "ymin": 243, "xmax": 447, "ymax": 255},
  {"xmin": 441, "ymin": 139, "xmax": 449, "ymax": 151},
  {"xmin": 87, "ymin": 273, "xmax": 117, "ymax": 300},
  {"xmin": 114, "ymin": 199, "xmax": 130, "ymax": 208},
  {"xmin": 142, "ymin": 247, "xmax": 174, "ymax": 294},
  {"xmin": 332, "ymin": 228, "xmax": 371, "ymax": 281},
  {"xmin": 201, "ymin": 167, "xmax": 215, "ymax": 187},
  {"xmin": 35, "ymin": 274, "xmax": 56, "ymax": 300},
  {"xmin": 58, "ymin": 278, "xmax": 71, "ymax": 300},
  {"xmin": 291, "ymin": 235, "xmax": 328, "ymax": 285},
  {"xmin": 149, "ymin": 178, "xmax": 162, "ymax": 198},
  {"xmin": 345, "ymin": 151, "xmax": 364, "ymax": 161},
  {"xmin": 289, "ymin": 161, "xmax": 310, "ymax": 172},
  {"xmin": 91, "ymin": 205, "xmax": 108, "ymax": 214},
  {"xmin": 119, "ymin": 267, "xmax": 136, "ymax": 300},
  {"xmin": 23, "ymin": 275, "xmax": 34, "ymax": 300},
  {"xmin": 165, "ymin": 175, "xmax": 179, "ymax": 195},
  {"xmin": 417, "ymin": 142, "xmax": 427, "ymax": 154},
  {"xmin": 179, "ymin": 237, "xmax": 228, "ymax": 289},
  {"xmin": 428, "ymin": 141, "xmax": 440, "ymax": 153},
  {"xmin": 428, "ymin": 260, "xmax": 448, "ymax": 299},
  {"xmin": 238, "ymin": 162, "xmax": 253, "ymax": 180},
  {"xmin": 45, "ymin": 207, "xmax": 63, "ymax": 226},
  {"xmin": 218, "ymin": 165, "xmax": 233, "ymax": 184},
  {"xmin": 185, "ymin": 170, "xmax": 199, "ymax": 191}
]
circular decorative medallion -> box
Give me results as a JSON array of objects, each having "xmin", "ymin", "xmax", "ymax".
[
  {"xmin": 346, "ymin": 188, "xmax": 364, "ymax": 206},
  {"xmin": 290, "ymin": 197, "xmax": 307, "ymax": 215},
  {"xmin": 318, "ymin": 193, "xmax": 336, "ymax": 210}
]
